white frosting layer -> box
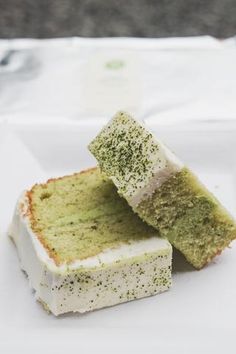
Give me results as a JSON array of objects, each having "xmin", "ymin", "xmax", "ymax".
[
  {"xmin": 89, "ymin": 112, "xmax": 183, "ymax": 208},
  {"xmin": 120, "ymin": 120, "xmax": 184, "ymax": 207},
  {"xmin": 9, "ymin": 192, "xmax": 172, "ymax": 315},
  {"xmin": 129, "ymin": 140, "xmax": 183, "ymax": 207}
]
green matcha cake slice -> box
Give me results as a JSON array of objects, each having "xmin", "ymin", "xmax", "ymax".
[
  {"xmin": 9, "ymin": 167, "xmax": 172, "ymax": 315},
  {"xmin": 89, "ymin": 111, "xmax": 236, "ymax": 269}
]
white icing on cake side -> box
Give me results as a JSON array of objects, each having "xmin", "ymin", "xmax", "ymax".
[
  {"xmin": 128, "ymin": 140, "xmax": 183, "ymax": 207},
  {"xmin": 89, "ymin": 112, "xmax": 184, "ymax": 207},
  {"xmin": 9, "ymin": 192, "xmax": 172, "ymax": 315}
]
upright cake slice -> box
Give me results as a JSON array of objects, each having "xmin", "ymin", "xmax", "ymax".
[
  {"xmin": 89, "ymin": 111, "xmax": 236, "ymax": 269},
  {"xmin": 9, "ymin": 167, "xmax": 172, "ymax": 315}
]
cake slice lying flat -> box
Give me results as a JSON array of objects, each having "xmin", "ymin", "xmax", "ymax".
[
  {"xmin": 89, "ymin": 111, "xmax": 236, "ymax": 269},
  {"xmin": 9, "ymin": 167, "xmax": 172, "ymax": 315}
]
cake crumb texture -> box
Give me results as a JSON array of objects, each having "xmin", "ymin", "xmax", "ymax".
[
  {"xmin": 27, "ymin": 168, "xmax": 158, "ymax": 264},
  {"xmin": 136, "ymin": 168, "xmax": 236, "ymax": 268}
]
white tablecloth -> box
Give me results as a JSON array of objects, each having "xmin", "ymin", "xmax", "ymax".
[{"xmin": 0, "ymin": 36, "xmax": 236, "ymax": 125}]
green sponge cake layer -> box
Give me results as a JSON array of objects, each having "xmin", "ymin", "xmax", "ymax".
[
  {"xmin": 89, "ymin": 111, "xmax": 236, "ymax": 269},
  {"xmin": 28, "ymin": 168, "xmax": 159, "ymax": 264},
  {"xmin": 136, "ymin": 168, "xmax": 236, "ymax": 268},
  {"xmin": 10, "ymin": 167, "xmax": 172, "ymax": 315}
]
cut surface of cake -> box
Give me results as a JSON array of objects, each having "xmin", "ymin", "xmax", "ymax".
[
  {"xmin": 9, "ymin": 167, "xmax": 172, "ymax": 315},
  {"xmin": 89, "ymin": 111, "xmax": 236, "ymax": 269}
]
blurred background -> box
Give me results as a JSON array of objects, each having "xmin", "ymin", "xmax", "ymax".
[
  {"xmin": 1, "ymin": 0, "xmax": 236, "ymax": 38},
  {"xmin": 1, "ymin": 1, "xmax": 236, "ymax": 125}
]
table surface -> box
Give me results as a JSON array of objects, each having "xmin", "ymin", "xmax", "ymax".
[{"xmin": 1, "ymin": 0, "xmax": 236, "ymax": 39}]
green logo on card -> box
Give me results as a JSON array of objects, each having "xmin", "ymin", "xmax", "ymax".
[{"xmin": 105, "ymin": 60, "xmax": 125, "ymax": 70}]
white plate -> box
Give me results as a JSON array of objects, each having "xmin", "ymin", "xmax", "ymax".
[{"xmin": 0, "ymin": 121, "xmax": 236, "ymax": 354}]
